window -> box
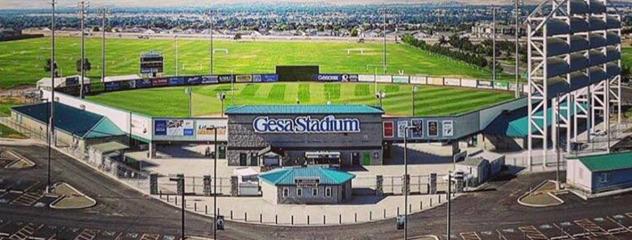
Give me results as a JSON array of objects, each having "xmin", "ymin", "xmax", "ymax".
[
  {"xmin": 599, "ymin": 173, "xmax": 609, "ymax": 183},
  {"xmin": 282, "ymin": 188, "xmax": 289, "ymax": 198},
  {"xmin": 312, "ymin": 188, "xmax": 318, "ymax": 196},
  {"xmin": 325, "ymin": 187, "xmax": 332, "ymax": 197},
  {"xmin": 297, "ymin": 188, "xmax": 302, "ymax": 197}
]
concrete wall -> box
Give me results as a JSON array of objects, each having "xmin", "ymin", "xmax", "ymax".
[
  {"xmin": 227, "ymin": 113, "xmax": 383, "ymax": 166},
  {"xmin": 566, "ymin": 159, "xmax": 592, "ymax": 192}
]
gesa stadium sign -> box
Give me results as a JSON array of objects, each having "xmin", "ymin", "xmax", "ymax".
[{"xmin": 253, "ymin": 115, "xmax": 361, "ymax": 134}]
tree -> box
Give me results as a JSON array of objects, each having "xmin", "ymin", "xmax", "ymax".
[
  {"xmin": 44, "ymin": 58, "xmax": 59, "ymax": 77},
  {"xmin": 233, "ymin": 33, "xmax": 242, "ymax": 40},
  {"xmin": 438, "ymin": 35, "xmax": 448, "ymax": 46},
  {"xmin": 351, "ymin": 28, "xmax": 359, "ymax": 37},
  {"xmin": 622, "ymin": 64, "xmax": 631, "ymax": 83},
  {"xmin": 76, "ymin": 58, "xmax": 91, "ymax": 73}
]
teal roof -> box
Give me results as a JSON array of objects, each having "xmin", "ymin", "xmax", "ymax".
[
  {"xmin": 12, "ymin": 102, "xmax": 125, "ymax": 139},
  {"xmin": 574, "ymin": 152, "xmax": 632, "ymax": 172},
  {"xmin": 259, "ymin": 166, "xmax": 355, "ymax": 186},
  {"xmin": 226, "ymin": 105, "xmax": 384, "ymax": 115},
  {"xmin": 485, "ymin": 102, "xmax": 586, "ymax": 138}
]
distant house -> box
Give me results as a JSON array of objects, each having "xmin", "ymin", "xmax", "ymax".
[{"xmin": 259, "ymin": 166, "xmax": 355, "ymax": 204}]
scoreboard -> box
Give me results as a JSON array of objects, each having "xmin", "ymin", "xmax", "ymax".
[{"xmin": 140, "ymin": 51, "xmax": 164, "ymax": 76}]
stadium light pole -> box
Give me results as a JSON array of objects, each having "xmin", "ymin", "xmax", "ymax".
[
  {"xmin": 402, "ymin": 125, "xmax": 416, "ymax": 240},
  {"xmin": 217, "ymin": 92, "xmax": 226, "ymax": 117},
  {"xmin": 492, "ymin": 6, "xmax": 496, "ymax": 83},
  {"xmin": 169, "ymin": 176, "xmax": 185, "ymax": 240},
  {"xmin": 99, "ymin": 8, "xmax": 109, "ymax": 83},
  {"xmin": 514, "ymin": 0, "xmax": 521, "ymax": 98},
  {"xmin": 208, "ymin": 9, "xmax": 214, "ymax": 75},
  {"xmin": 79, "ymin": 0, "xmax": 87, "ymax": 99},
  {"xmin": 47, "ymin": 0, "xmax": 57, "ymax": 194},
  {"xmin": 212, "ymin": 126, "xmax": 220, "ymax": 240},
  {"xmin": 555, "ymin": 93, "xmax": 561, "ymax": 191},
  {"xmin": 382, "ymin": 5, "xmax": 387, "ymax": 74}
]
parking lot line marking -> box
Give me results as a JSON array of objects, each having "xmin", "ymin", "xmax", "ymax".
[
  {"xmin": 605, "ymin": 216, "xmax": 628, "ymax": 233},
  {"xmin": 574, "ymin": 219, "xmax": 608, "ymax": 236},
  {"xmin": 459, "ymin": 232, "xmax": 481, "ymax": 240},
  {"xmin": 10, "ymin": 192, "xmax": 43, "ymax": 206},
  {"xmin": 518, "ymin": 225, "xmax": 548, "ymax": 240},
  {"xmin": 75, "ymin": 229, "xmax": 98, "ymax": 240},
  {"xmin": 9, "ymin": 224, "xmax": 37, "ymax": 240},
  {"xmin": 140, "ymin": 233, "xmax": 161, "ymax": 240}
]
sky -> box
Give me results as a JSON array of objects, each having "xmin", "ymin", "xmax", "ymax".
[{"xmin": 0, "ymin": 0, "xmax": 545, "ymax": 9}]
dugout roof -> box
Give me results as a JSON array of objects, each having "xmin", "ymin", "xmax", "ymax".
[{"xmin": 259, "ymin": 166, "xmax": 355, "ymax": 186}]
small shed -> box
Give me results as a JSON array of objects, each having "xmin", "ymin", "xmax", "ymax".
[
  {"xmin": 88, "ymin": 141, "xmax": 129, "ymax": 169},
  {"xmin": 233, "ymin": 168, "xmax": 260, "ymax": 196},
  {"xmin": 259, "ymin": 166, "xmax": 355, "ymax": 204},
  {"xmin": 456, "ymin": 157, "xmax": 490, "ymax": 186},
  {"xmin": 469, "ymin": 151, "xmax": 505, "ymax": 176},
  {"xmin": 567, "ymin": 152, "xmax": 632, "ymax": 194}
]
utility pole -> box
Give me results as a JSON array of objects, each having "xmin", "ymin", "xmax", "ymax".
[
  {"xmin": 556, "ymin": 93, "xmax": 561, "ymax": 191},
  {"xmin": 99, "ymin": 8, "xmax": 108, "ymax": 83},
  {"xmin": 47, "ymin": 0, "xmax": 57, "ymax": 194},
  {"xmin": 213, "ymin": 127, "xmax": 219, "ymax": 240},
  {"xmin": 447, "ymin": 171, "xmax": 452, "ymax": 240},
  {"xmin": 382, "ymin": 5, "xmax": 387, "ymax": 74},
  {"xmin": 79, "ymin": 0, "xmax": 87, "ymax": 99},
  {"xmin": 492, "ymin": 6, "xmax": 497, "ymax": 83},
  {"xmin": 514, "ymin": 0, "xmax": 521, "ymax": 98},
  {"xmin": 209, "ymin": 9, "xmax": 214, "ymax": 75}
]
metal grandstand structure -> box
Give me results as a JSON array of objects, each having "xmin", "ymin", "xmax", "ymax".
[{"xmin": 526, "ymin": 0, "xmax": 621, "ymax": 170}]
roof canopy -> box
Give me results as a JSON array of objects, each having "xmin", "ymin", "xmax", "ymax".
[
  {"xmin": 226, "ymin": 104, "xmax": 384, "ymax": 115},
  {"xmin": 12, "ymin": 102, "xmax": 125, "ymax": 139},
  {"xmin": 259, "ymin": 166, "xmax": 355, "ymax": 186},
  {"xmin": 573, "ymin": 152, "xmax": 632, "ymax": 172},
  {"xmin": 90, "ymin": 142, "xmax": 128, "ymax": 153}
]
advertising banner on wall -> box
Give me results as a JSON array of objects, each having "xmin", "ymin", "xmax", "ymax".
[
  {"xmin": 383, "ymin": 121, "xmax": 394, "ymax": 138},
  {"xmin": 397, "ymin": 121, "xmax": 409, "ymax": 138},
  {"xmin": 261, "ymin": 74, "xmax": 279, "ymax": 82},
  {"xmin": 154, "ymin": 119, "xmax": 194, "ymax": 136},
  {"xmin": 252, "ymin": 75, "xmax": 263, "ymax": 82},
  {"xmin": 442, "ymin": 120, "xmax": 454, "ymax": 137},
  {"xmin": 196, "ymin": 119, "xmax": 228, "ymax": 141},
  {"xmin": 201, "ymin": 76, "xmax": 219, "ymax": 84},
  {"xmin": 119, "ymin": 80, "xmax": 135, "ymax": 90},
  {"xmin": 235, "ymin": 75, "xmax": 253, "ymax": 83},
  {"xmin": 169, "ymin": 77, "xmax": 186, "ymax": 86},
  {"xmin": 131, "ymin": 115, "xmax": 152, "ymax": 140},
  {"xmin": 392, "ymin": 75, "xmax": 410, "ymax": 84},
  {"xmin": 135, "ymin": 79, "xmax": 152, "ymax": 88},
  {"xmin": 410, "ymin": 119, "xmax": 423, "ymax": 139},
  {"xmin": 152, "ymin": 78, "xmax": 169, "ymax": 87},
  {"xmin": 427, "ymin": 120, "xmax": 439, "ymax": 137},
  {"xmin": 218, "ymin": 75, "xmax": 234, "ymax": 83},
  {"xmin": 186, "ymin": 76, "xmax": 202, "ymax": 85},
  {"xmin": 65, "ymin": 76, "xmax": 79, "ymax": 86},
  {"xmin": 342, "ymin": 74, "xmax": 359, "ymax": 82},
  {"xmin": 316, "ymin": 74, "xmax": 342, "ymax": 82},
  {"xmin": 104, "ymin": 82, "xmax": 121, "ymax": 91}
]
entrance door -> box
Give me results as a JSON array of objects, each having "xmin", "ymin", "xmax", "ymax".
[
  {"xmin": 250, "ymin": 153, "xmax": 258, "ymax": 166},
  {"xmin": 239, "ymin": 153, "xmax": 247, "ymax": 166},
  {"xmin": 351, "ymin": 152, "xmax": 360, "ymax": 166}
]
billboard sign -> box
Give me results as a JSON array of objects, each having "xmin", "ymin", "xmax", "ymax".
[
  {"xmin": 261, "ymin": 74, "xmax": 279, "ymax": 82},
  {"xmin": 316, "ymin": 74, "xmax": 342, "ymax": 82},
  {"xmin": 131, "ymin": 115, "xmax": 152, "ymax": 140},
  {"xmin": 410, "ymin": 119, "xmax": 423, "ymax": 139},
  {"xmin": 253, "ymin": 115, "xmax": 360, "ymax": 134},
  {"xmin": 202, "ymin": 76, "xmax": 219, "ymax": 84},
  {"xmin": 196, "ymin": 119, "xmax": 228, "ymax": 141},
  {"xmin": 169, "ymin": 77, "xmax": 185, "ymax": 86},
  {"xmin": 383, "ymin": 121, "xmax": 394, "ymax": 138},
  {"xmin": 186, "ymin": 76, "xmax": 202, "ymax": 85},
  {"xmin": 154, "ymin": 119, "xmax": 194, "ymax": 136},
  {"xmin": 104, "ymin": 82, "xmax": 120, "ymax": 91},
  {"xmin": 152, "ymin": 78, "xmax": 169, "ymax": 87},
  {"xmin": 442, "ymin": 120, "xmax": 454, "ymax": 137},
  {"xmin": 235, "ymin": 75, "xmax": 253, "ymax": 83},
  {"xmin": 343, "ymin": 74, "xmax": 359, "ymax": 82},
  {"xmin": 397, "ymin": 121, "xmax": 408, "ymax": 138},
  {"xmin": 135, "ymin": 79, "xmax": 152, "ymax": 88},
  {"xmin": 218, "ymin": 75, "xmax": 233, "ymax": 83},
  {"xmin": 427, "ymin": 120, "xmax": 439, "ymax": 137},
  {"xmin": 252, "ymin": 75, "xmax": 263, "ymax": 82},
  {"xmin": 392, "ymin": 75, "xmax": 410, "ymax": 84}
]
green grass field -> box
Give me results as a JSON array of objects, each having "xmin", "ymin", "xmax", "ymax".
[
  {"xmin": 624, "ymin": 47, "xmax": 632, "ymax": 68},
  {"xmin": 0, "ymin": 37, "xmax": 513, "ymax": 89},
  {"xmin": 87, "ymin": 82, "xmax": 515, "ymax": 117}
]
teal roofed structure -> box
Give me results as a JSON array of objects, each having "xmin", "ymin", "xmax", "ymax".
[
  {"xmin": 573, "ymin": 152, "xmax": 632, "ymax": 172},
  {"xmin": 12, "ymin": 102, "xmax": 125, "ymax": 139},
  {"xmin": 259, "ymin": 166, "xmax": 355, "ymax": 186},
  {"xmin": 226, "ymin": 105, "xmax": 384, "ymax": 115}
]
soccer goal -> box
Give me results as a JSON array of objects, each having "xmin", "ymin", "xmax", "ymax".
[
  {"xmin": 213, "ymin": 48, "xmax": 229, "ymax": 54},
  {"xmin": 346, "ymin": 48, "xmax": 366, "ymax": 55}
]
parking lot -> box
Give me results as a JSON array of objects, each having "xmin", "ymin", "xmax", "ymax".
[
  {"xmin": 0, "ymin": 178, "xmax": 59, "ymax": 208},
  {"xmin": 0, "ymin": 219, "xmax": 181, "ymax": 240},
  {"xmin": 458, "ymin": 212, "xmax": 632, "ymax": 240}
]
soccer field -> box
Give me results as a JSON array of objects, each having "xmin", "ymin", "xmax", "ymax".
[
  {"xmin": 87, "ymin": 82, "xmax": 515, "ymax": 117},
  {"xmin": 0, "ymin": 37, "xmax": 511, "ymax": 89}
]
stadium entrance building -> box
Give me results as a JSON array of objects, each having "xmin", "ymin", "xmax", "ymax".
[{"xmin": 225, "ymin": 105, "xmax": 384, "ymax": 167}]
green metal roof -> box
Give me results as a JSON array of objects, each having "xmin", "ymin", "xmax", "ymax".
[
  {"xmin": 226, "ymin": 105, "xmax": 384, "ymax": 115},
  {"xmin": 574, "ymin": 152, "xmax": 632, "ymax": 172},
  {"xmin": 12, "ymin": 102, "xmax": 126, "ymax": 139},
  {"xmin": 259, "ymin": 166, "xmax": 355, "ymax": 186},
  {"xmin": 485, "ymin": 102, "xmax": 586, "ymax": 138}
]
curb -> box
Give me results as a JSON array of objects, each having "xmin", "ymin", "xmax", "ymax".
[
  {"xmin": 48, "ymin": 182, "xmax": 97, "ymax": 210},
  {"xmin": 4, "ymin": 150, "xmax": 36, "ymax": 169},
  {"xmin": 517, "ymin": 180, "xmax": 564, "ymax": 208}
]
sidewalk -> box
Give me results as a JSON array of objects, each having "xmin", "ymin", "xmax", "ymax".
[{"xmin": 160, "ymin": 193, "xmax": 454, "ymax": 226}]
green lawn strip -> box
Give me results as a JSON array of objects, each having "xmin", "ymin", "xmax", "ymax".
[
  {"xmin": 239, "ymin": 84, "xmax": 260, "ymax": 98},
  {"xmin": 324, "ymin": 83, "xmax": 341, "ymax": 100},
  {"xmin": 354, "ymin": 84, "xmax": 371, "ymax": 97},
  {"xmin": 298, "ymin": 84, "xmax": 311, "ymax": 103},
  {"xmin": 267, "ymin": 84, "xmax": 286, "ymax": 101},
  {"xmin": 0, "ymin": 124, "xmax": 25, "ymax": 139}
]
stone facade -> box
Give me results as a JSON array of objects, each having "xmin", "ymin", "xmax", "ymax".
[
  {"xmin": 262, "ymin": 181, "xmax": 353, "ymax": 204},
  {"xmin": 227, "ymin": 113, "xmax": 383, "ymax": 167}
]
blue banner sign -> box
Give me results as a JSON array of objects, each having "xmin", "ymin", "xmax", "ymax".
[{"xmin": 261, "ymin": 74, "xmax": 279, "ymax": 82}]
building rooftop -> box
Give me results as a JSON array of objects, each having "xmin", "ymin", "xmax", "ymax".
[
  {"xmin": 226, "ymin": 104, "xmax": 384, "ymax": 115},
  {"xmin": 12, "ymin": 102, "xmax": 125, "ymax": 139},
  {"xmin": 259, "ymin": 166, "xmax": 355, "ymax": 186},
  {"xmin": 89, "ymin": 142, "xmax": 128, "ymax": 153},
  {"xmin": 574, "ymin": 152, "xmax": 632, "ymax": 172}
]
